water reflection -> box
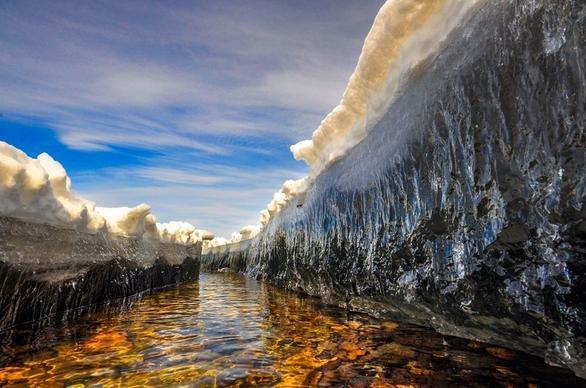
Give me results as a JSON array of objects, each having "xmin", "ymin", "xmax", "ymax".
[{"xmin": 0, "ymin": 273, "xmax": 581, "ymax": 386}]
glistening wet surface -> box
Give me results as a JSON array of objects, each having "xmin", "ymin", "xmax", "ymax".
[{"xmin": 0, "ymin": 273, "xmax": 582, "ymax": 387}]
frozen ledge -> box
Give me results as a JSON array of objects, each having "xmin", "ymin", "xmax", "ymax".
[{"xmin": 0, "ymin": 216, "xmax": 201, "ymax": 332}]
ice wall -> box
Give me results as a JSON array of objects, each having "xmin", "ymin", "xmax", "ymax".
[
  {"xmin": 204, "ymin": 0, "xmax": 586, "ymax": 378},
  {"xmin": 0, "ymin": 142, "xmax": 208, "ymax": 332},
  {"xmin": 0, "ymin": 216, "xmax": 201, "ymax": 332},
  {"xmin": 0, "ymin": 143, "xmax": 209, "ymax": 331}
]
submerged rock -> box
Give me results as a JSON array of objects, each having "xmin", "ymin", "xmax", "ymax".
[
  {"xmin": 0, "ymin": 216, "xmax": 200, "ymax": 333},
  {"xmin": 203, "ymin": 0, "xmax": 585, "ymax": 378}
]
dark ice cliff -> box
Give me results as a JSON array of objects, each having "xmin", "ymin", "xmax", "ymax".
[{"xmin": 203, "ymin": 0, "xmax": 586, "ymax": 377}]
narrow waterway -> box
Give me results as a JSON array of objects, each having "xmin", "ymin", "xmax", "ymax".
[{"xmin": 0, "ymin": 273, "xmax": 581, "ymax": 386}]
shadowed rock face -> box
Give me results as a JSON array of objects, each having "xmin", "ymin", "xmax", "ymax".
[
  {"xmin": 203, "ymin": 0, "xmax": 585, "ymax": 378},
  {"xmin": 0, "ymin": 217, "xmax": 201, "ymax": 334}
]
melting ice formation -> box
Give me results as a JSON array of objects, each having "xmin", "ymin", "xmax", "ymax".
[{"xmin": 0, "ymin": 141, "xmax": 213, "ymax": 245}]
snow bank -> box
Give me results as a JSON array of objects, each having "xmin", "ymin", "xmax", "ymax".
[
  {"xmin": 0, "ymin": 141, "xmax": 212, "ymax": 245},
  {"xmin": 291, "ymin": 0, "xmax": 482, "ymax": 174}
]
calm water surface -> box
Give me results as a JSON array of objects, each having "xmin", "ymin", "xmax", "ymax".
[{"xmin": 0, "ymin": 273, "xmax": 582, "ymax": 387}]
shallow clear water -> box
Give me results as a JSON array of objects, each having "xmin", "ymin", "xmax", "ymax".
[{"xmin": 0, "ymin": 273, "xmax": 582, "ymax": 386}]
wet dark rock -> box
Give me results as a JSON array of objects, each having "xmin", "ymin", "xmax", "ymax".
[{"xmin": 203, "ymin": 0, "xmax": 586, "ymax": 378}]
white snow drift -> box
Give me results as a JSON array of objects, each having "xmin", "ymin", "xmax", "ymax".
[{"xmin": 0, "ymin": 141, "xmax": 213, "ymax": 245}]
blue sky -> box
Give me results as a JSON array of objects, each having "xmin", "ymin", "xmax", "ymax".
[{"xmin": 0, "ymin": 0, "xmax": 384, "ymax": 237}]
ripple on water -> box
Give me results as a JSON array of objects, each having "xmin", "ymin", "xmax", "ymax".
[{"xmin": 0, "ymin": 273, "xmax": 583, "ymax": 386}]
